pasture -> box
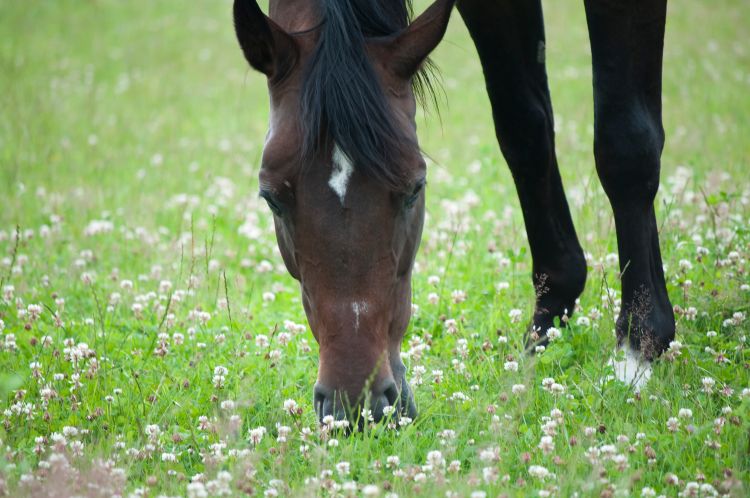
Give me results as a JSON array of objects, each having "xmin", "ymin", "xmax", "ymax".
[{"xmin": 1, "ymin": 0, "xmax": 749, "ymax": 496}]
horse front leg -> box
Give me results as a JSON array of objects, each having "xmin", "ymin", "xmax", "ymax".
[
  {"xmin": 584, "ymin": 0, "xmax": 675, "ymax": 364},
  {"xmin": 458, "ymin": 0, "xmax": 587, "ymax": 347}
]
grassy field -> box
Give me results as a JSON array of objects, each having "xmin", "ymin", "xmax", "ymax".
[{"xmin": 1, "ymin": 0, "xmax": 750, "ymax": 496}]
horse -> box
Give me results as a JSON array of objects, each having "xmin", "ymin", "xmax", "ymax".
[{"xmin": 232, "ymin": 0, "xmax": 674, "ymax": 424}]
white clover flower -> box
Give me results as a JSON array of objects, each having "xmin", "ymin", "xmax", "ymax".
[
  {"xmin": 335, "ymin": 461, "xmax": 350, "ymax": 476},
  {"xmin": 145, "ymin": 424, "xmax": 161, "ymax": 439},
  {"xmin": 70, "ymin": 440, "xmax": 85, "ymax": 456},
  {"xmin": 186, "ymin": 481, "xmax": 208, "ymax": 498},
  {"xmin": 276, "ymin": 425, "xmax": 291, "ymax": 443},
  {"xmin": 538, "ymin": 435, "xmax": 555, "ymax": 454},
  {"xmin": 546, "ymin": 327, "xmax": 562, "ymax": 341},
  {"xmin": 541, "ymin": 420, "xmax": 558, "ymax": 437},
  {"xmin": 678, "ymin": 259, "xmax": 692, "ymax": 271},
  {"xmin": 248, "ymin": 426, "xmax": 266, "ymax": 445},
  {"xmin": 444, "ymin": 318, "xmax": 458, "ymax": 334},
  {"xmin": 664, "ymin": 473, "xmax": 679, "ymax": 486},
  {"xmin": 262, "ymin": 291, "xmax": 276, "ymax": 302},
  {"xmin": 362, "ymin": 484, "xmax": 380, "ymax": 497},
  {"xmin": 666, "ymin": 417, "xmax": 680, "ymax": 432},
  {"xmin": 277, "ymin": 332, "xmax": 292, "ymax": 346},
  {"xmin": 361, "ymin": 408, "xmax": 374, "ymax": 423},
  {"xmin": 256, "ymin": 260, "xmax": 273, "ymax": 273},
  {"xmin": 283, "ymin": 399, "xmax": 298, "ymax": 414},
  {"xmin": 426, "ymin": 450, "xmax": 445, "ymax": 469},
  {"xmin": 27, "ymin": 304, "xmax": 43, "ymax": 321},
  {"xmin": 398, "ymin": 416, "xmax": 413, "ymax": 427},
  {"xmin": 504, "ymin": 361, "xmax": 519, "ymax": 372},
  {"xmin": 431, "ymin": 369, "xmax": 444, "ymax": 384},
  {"xmin": 551, "ymin": 383, "xmax": 566, "ymax": 394},
  {"xmin": 451, "ymin": 289, "xmax": 467, "ymax": 303},
  {"xmin": 678, "ymin": 408, "xmax": 693, "ymax": 419},
  {"xmin": 159, "ymin": 280, "xmax": 172, "ymax": 293},
  {"xmin": 479, "ymin": 446, "xmax": 500, "ymax": 462},
  {"xmin": 528, "ymin": 465, "xmax": 550, "ymax": 479}
]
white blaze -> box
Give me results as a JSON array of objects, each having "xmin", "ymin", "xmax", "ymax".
[
  {"xmin": 351, "ymin": 301, "xmax": 369, "ymax": 334},
  {"xmin": 329, "ymin": 144, "xmax": 353, "ymax": 204},
  {"xmin": 609, "ymin": 346, "xmax": 652, "ymax": 390}
]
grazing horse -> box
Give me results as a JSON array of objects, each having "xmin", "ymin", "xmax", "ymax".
[{"xmin": 233, "ymin": 0, "xmax": 674, "ymax": 423}]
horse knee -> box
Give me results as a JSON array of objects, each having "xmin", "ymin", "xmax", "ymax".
[
  {"xmin": 495, "ymin": 101, "xmax": 555, "ymax": 180},
  {"xmin": 593, "ymin": 105, "xmax": 664, "ymax": 205}
]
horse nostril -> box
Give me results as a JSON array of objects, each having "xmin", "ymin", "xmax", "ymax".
[
  {"xmin": 383, "ymin": 382, "xmax": 400, "ymax": 407},
  {"xmin": 313, "ymin": 383, "xmax": 334, "ymax": 421},
  {"xmin": 368, "ymin": 381, "xmax": 400, "ymax": 423}
]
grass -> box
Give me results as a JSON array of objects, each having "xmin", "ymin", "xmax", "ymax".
[{"xmin": 1, "ymin": 0, "xmax": 749, "ymax": 496}]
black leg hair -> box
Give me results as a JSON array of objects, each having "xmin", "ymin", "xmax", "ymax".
[
  {"xmin": 584, "ymin": 0, "xmax": 675, "ymax": 357},
  {"xmin": 458, "ymin": 0, "xmax": 587, "ymax": 346}
]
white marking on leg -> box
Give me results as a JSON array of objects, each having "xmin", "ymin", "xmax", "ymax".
[
  {"xmin": 329, "ymin": 144, "xmax": 353, "ymax": 204},
  {"xmin": 351, "ymin": 300, "xmax": 369, "ymax": 334},
  {"xmin": 609, "ymin": 345, "xmax": 652, "ymax": 390}
]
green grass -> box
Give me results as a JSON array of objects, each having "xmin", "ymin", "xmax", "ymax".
[{"xmin": 1, "ymin": 0, "xmax": 749, "ymax": 496}]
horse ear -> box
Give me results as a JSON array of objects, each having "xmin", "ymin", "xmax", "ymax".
[
  {"xmin": 233, "ymin": 0, "xmax": 296, "ymax": 79},
  {"xmin": 388, "ymin": 0, "xmax": 455, "ymax": 79}
]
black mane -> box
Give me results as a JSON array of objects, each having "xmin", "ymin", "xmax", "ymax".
[{"xmin": 299, "ymin": 0, "xmax": 436, "ymax": 190}]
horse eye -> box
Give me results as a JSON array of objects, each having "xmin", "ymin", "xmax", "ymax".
[
  {"xmin": 259, "ymin": 189, "xmax": 284, "ymax": 216},
  {"xmin": 404, "ymin": 179, "xmax": 426, "ymax": 208}
]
